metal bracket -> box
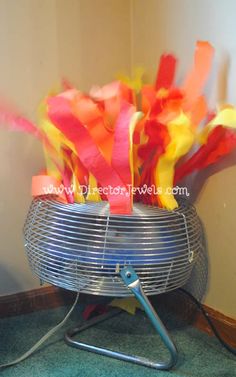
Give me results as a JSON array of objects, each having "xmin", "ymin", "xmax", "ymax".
[{"xmin": 64, "ymin": 266, "xmax": 178, "ymax": 370}]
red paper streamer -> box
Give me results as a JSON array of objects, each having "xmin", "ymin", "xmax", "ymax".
[
  {"xmin": 47, "ymin": 95, "xmax": 132, "ymax": 214},
  {"xmin": 155, "ymin": 54, "xmax": 177, "ymax": 90},
  {"xmin": 174, "ymin": 126, "xmax": 236, "ymax": 183}
]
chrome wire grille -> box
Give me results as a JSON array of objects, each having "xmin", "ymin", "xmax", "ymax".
[{"xmin": 23, "ymin": 197, "xmax": 202, "ymax": 297}]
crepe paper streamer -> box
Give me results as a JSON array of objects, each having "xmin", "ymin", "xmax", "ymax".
[
  {"xmin": 138, "ymin": 154, "xmax": 159, "ymax": 206},
  {"xmin": 138, "ymin": 90, "xmax": 184, "ymax": 205},
  {"xmin": 127, "ymin": 112, "xmax": 146, "ymax": 193},
  {"xmin": 138, "ymin": 120, "xmax": 170, "ymax": 205},
  {"xmin": 175, "ymin": 126, "xmax": 226, "ymax": 183},
  {"xmin": 0, "ymin": 100, "xmax": 68, "ymax": 187},
  {"xmin": 38, "ymin": 98, "xmax": 88, "ymax": 202},
  {"xmin": 141, "ymin": 85, "xmax": 157, "ymax": 114},
  {"xmin": 38, "ymin": 100, "xmax": 65, "ymax": 179},
  {"xmin": 132, "ymin": 144, "xmax": 142, "ymax": 190},
  {"xmin": 174, "ymin": 126, "xmax": 236, "ymax": 183},
  {"xmin": 74, "ymin": 84, "xmax": 136, "ymax": 168},
  {"xmin": 60, "ymin": 151, "xmax": 86, "ymax": 204},
  {"xmin": 155, "ymin": 113, "xmax": 195, "ymax": 210},
  {"xmin": 129, "ymin": 112, "xmax": 144, "ymax": 192},
  {"xmin": 0, "ymin": 102, "xmax": 40, "ymax": 138},
  {"xmin": 113, "ymin": 110, "xmax": 143, "ymax": 206},
  {"xmin": 72, "ymin": 93, "xmax": 102, "ymax": 124},
  {"xmin": 5, "ymin": 40, "xmax": 236, "ymax": 215},
  {"xmin": 207, "ymin": 107, "xmax": 236, "ymax": 129},
  {"xmin": 188, "ymin": 96, "xmax": 208, "ymax": 128},
  {"xmin": 0, "ymin": 100, "xmax": 78, "ymax": 204},
  {"xmin": 111, "ymin": 101, "xmax": 136, "ymax": 187},
  {"xmin": 182, "ymin": 41, "xmax": 214, "ymax": 111},
  {"xmin": 72, "ymin": 176, "xmax": 85, "ymax": 203},
  {"xmin": 71, "ymin": 93, "xmax": 114, "ymax": 163},
  {"xmin": 42, "ymin": 137, "xmax": 77, "ymax": 198},
  {"xmin": 202, "ymin": 129, "xmax": 236, "ymax": 167},
  {"xmin": 86, "ymin": 173, "xmax": 101, "ymax": 202},
  {"xmin": 152, "ymin": 88, "xmax": 184, "ymax": 121},
  {"xmin": 62, "ymin": 145, "xmax": 89, "ymax": 203},
  {"xmin": 31, "ymin": 175, "xmax": 67, "ymax": 202},
  {"xmin": 196, "ymin": 107, "xmax": 236, "ymax": 146},
  {"xmin": 155, "ymin": 54, "xmax": 177, "ymax": 90},
  {"xmin": 61, "ymin": 169, "xmax": 74, "ymax": 203},
  {"xmin": 109, "ymin": 297, "xmax": 143, "ymax": 315},
  {"xmin": 82, "ymin": 304, "xmax": 108, "ymax": 321},
  {"xmin": 119, "ymin": 82, "xmax": 136, "ymax": 108},
  {"xmin": 90, "ymin": 81, "xmax": 135, "ymax": 132},
  {"xmin": 40, "ymin": 96, "xmax": 91, "ymax": 203},
  {"xmin": 70, "ymin": 152, "xmax": 89, "ymax": 188},
  {"xmin": 39, "ymin": 118, "xmax": 64, "ymax": 181},
  {"xmin": 138, "ymin": 121, "xmax": 167, "ymax": 169},
  {"xmin": 47, "ymin": 95, "xmax": 132, "ymax": 214},
  {"xmin": 90, "ymin": 81, "xmax": 121, "ymax": 101},
  {"xmin": 61, "ymin": 146, "xmax": 76, "ymax": 204},
  {"xmin": 173, "ymin": 107, "xmax": 236, "ymax": 185},
  {"xmin": 61, "ymin": 78, "xmax": 74, "ymax": 91},
  {"xmin": 38, "ymin": 106, "xmax": 75, "ymax": 183},
  {"xmin": 90, "ymin": 81, "xmax": 135, "ymax": 106},
  {"xmin": 117, "ymin": 66, "xmax": 145, "ymax": 93},
  {"xmin": 67, "ymin": 153, "xmax": 88, "ymax": 204}
]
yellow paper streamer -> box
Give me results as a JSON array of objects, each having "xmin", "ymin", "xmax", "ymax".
[
  {"xmin": 109, "ymin": 297, "xmax": 143, "ymax": 315},
  {"xmin": 208, "ymin": 107, "xmax": 236, "ymax": 129},
  {"xmin": 199, "ymin": 107, "xmax": 236, "ymax": 144},
  {"xmin": 117, "ymin": 67, "xmax": 145, "ymax": 93},
  {"xmin": 86, "ymin": 173, "xmax": 101, "ymax": 202},
  {"xmin": 155, "ymin": 113, "xmax": 195, "ymax": 210}
]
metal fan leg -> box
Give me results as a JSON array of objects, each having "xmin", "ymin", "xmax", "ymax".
[
  {"xmin": 64, "ymin": 266, "xmax": 178, "ymax": 370},
  {"xmin": 120, "ymin": 266, "xmax": 178, "ymax": 369}
]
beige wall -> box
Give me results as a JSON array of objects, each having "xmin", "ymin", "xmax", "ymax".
[
  {"xmin": 131, "ymin": 0, "xmax": 236, "ymax": 318},
  {"xmin": 0, "ymin": 0, "xmax": 131, "ymax": 295},
  {"xmin": 0, "ymin": 0, "xmax": 235, "ymax": 319}
]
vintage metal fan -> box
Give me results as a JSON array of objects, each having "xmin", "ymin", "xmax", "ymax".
[{"xmin": 23, "ymin": 196, "xmax": 202, "ymax": 370}]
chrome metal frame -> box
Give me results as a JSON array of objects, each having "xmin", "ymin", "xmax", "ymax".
[
  {"xmin": 24, "ymin": 198, "xmax": 202, "ymax": 370},
  {"xmin": 65, "ymin": 266, "xmax": 178, "ymax": 370},
  {"xmin": 24, "ymin": 198, "xmax": 202, "ymax": 297}
]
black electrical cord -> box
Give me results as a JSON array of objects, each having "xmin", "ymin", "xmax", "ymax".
[{"xmin": 179, "ymin": 288, "xmax": 236, "ymax": 356}]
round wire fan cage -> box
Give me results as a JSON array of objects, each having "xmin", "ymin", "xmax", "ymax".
[{"xmin": 23, "ymin": 197, "xmax": 203, "ymax": 297}]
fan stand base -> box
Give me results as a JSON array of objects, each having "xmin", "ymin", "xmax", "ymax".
[{"xmin": 64, "ymin": 266, "xmax": 178, "ymax": 370}]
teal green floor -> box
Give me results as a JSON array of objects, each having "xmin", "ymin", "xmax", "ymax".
[{"xmin": 0, "ymin": 303, "xmax": 235, "ymax": 377}]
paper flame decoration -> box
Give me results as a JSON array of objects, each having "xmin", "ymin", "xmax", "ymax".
[{"xmin": 1, "ymin": 40, "xmax": 236, "ymax": 214}]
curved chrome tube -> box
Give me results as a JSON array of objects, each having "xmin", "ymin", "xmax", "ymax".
[{"xmin": 65, "ymin": 266, "xmax": 178, "ymax": 371}]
